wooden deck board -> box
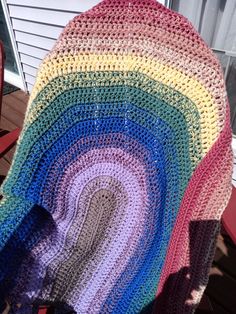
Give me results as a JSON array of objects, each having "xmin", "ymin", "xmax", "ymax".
[{"xmin": 0, "ymin": 90, "xmax": 29, "ymax": 176}]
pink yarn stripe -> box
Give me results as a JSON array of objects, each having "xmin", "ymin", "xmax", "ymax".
[{"xmin": 155, "ymin": 106, "xmax": 233, "ymax": 309}]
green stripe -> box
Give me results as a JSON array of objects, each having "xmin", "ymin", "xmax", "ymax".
[{"xmin": 2, "ymin": 71, "xmax": 202, "ymax": 195}]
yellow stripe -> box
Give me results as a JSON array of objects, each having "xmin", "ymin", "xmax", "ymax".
[{"xmin": 28, "ymin": 53, "xmax": 220, "ymax": 154}]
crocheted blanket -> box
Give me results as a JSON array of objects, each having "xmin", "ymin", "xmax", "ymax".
[{"xmin": 0, "ymin": 0, "xmax": 233, "ymax": 313}]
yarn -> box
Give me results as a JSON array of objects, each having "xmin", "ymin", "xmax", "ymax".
[{"xmin": 0, "ymin": 0, "xmax": 233, "ymax": 313}]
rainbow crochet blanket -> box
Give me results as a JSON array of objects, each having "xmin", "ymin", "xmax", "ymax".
[{"xmin": 0, "ymin": 0, "xmax": 233, "ymax": 313}]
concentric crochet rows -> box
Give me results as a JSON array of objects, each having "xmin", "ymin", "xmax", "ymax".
[{"xmin": 0, "ymin": 0, "xmax": 232, "ymax": 313}]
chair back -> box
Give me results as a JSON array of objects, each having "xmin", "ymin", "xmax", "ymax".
[{"xmin": 0, "ymin": 1, "xmax": 233, "ymax": 313}]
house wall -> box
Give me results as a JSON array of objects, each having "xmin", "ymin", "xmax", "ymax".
[{"xmin": 5, "ymin": 0, "xmax": 104, "ymax": 92}]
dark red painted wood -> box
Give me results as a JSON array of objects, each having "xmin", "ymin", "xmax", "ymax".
[
  {"xmin": 222, "ymin": 186, "xmax": 236, "ymax": 245},
  {"xmin": 0, "ymin": 127, "xmax": 21, "ymax": 156}
]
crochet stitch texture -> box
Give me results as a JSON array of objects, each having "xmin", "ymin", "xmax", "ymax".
[{"xmin": 0, "ymin": 0, "xmax": 233, "ymax": 313}]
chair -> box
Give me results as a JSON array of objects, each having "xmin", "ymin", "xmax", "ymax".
[{"xmin": 0, "ymin": 1, "xmax": 233, "ymax": 313}]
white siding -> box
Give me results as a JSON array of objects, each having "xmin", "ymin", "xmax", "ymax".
[
  {"xmin": 6, "ymin": 0, "xmax": 102, "ymax": 12},
  {"xmin": 5, "ymin": 0, "xmax": 101, "ymax": 92},
  {"xmin": 8, "ymin": 6, "xmax": 77, "ymax": 26}
]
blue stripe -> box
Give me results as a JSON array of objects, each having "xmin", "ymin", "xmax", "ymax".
[{"xmin": 9, "ymin": 102, "xmax": 188, "ymax": 311}]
